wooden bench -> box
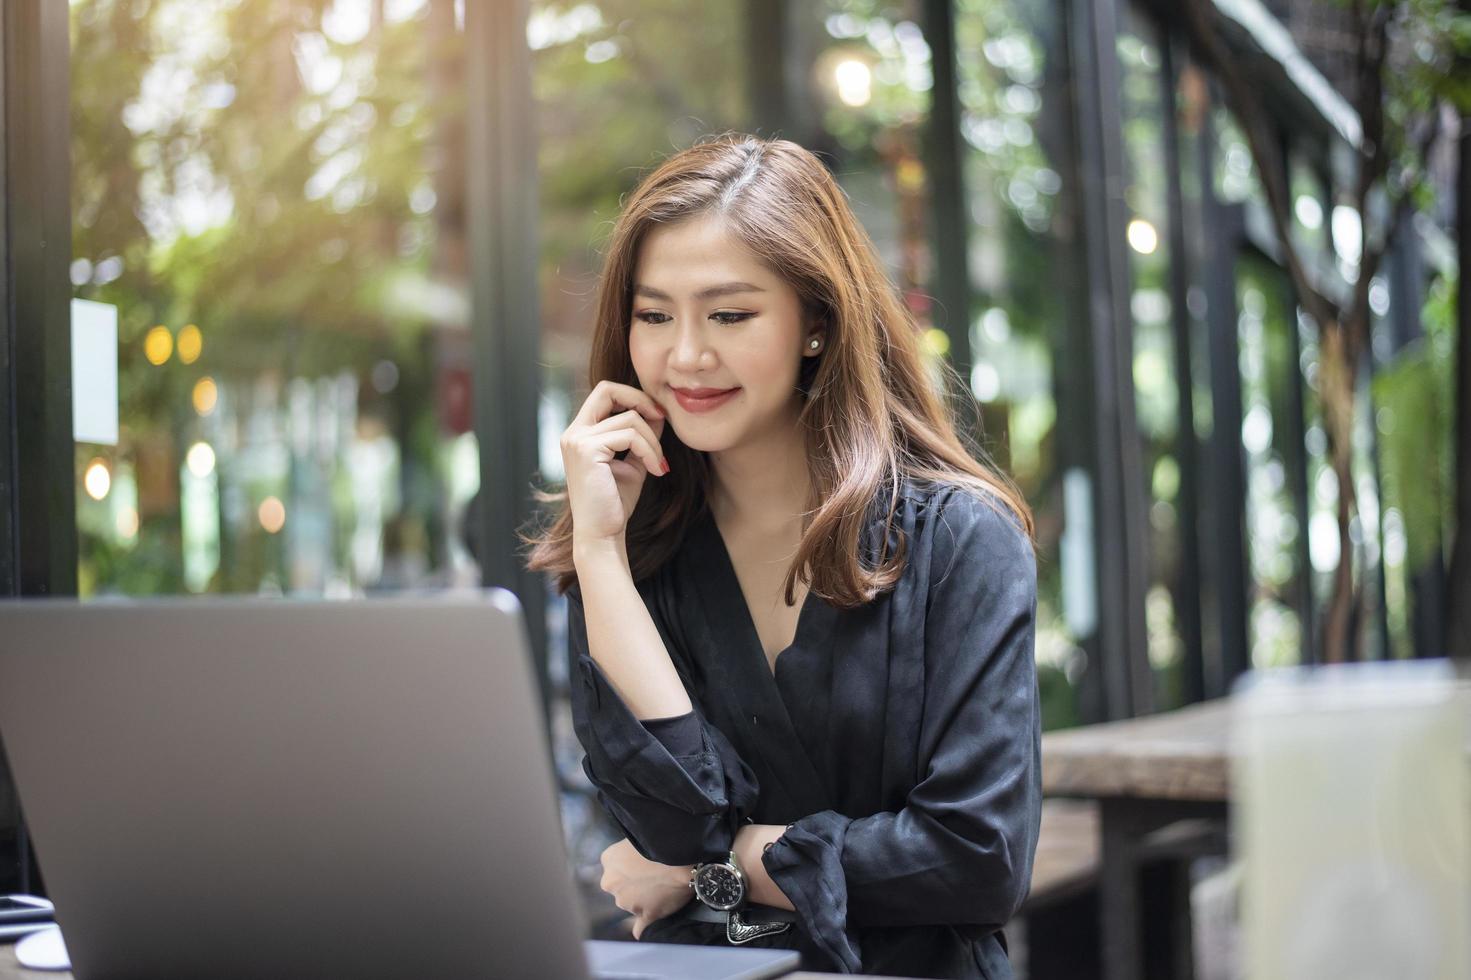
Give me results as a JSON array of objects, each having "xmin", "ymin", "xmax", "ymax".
[
  {"xmin": 1005, "ymin": 799, "xmax": 1103, "ymax": 979},
  {"xmin": 1023, "ymin": 798, "xmax": 1102, "ymax": 909},
  {"xmin": 1007, "ymin": 798, "xmax": 1226, "ymax": 980}
]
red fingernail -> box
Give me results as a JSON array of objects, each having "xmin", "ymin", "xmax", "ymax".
[{"xmin": 660, "ymin": 458, "xmax": 670, "ymax": 474}]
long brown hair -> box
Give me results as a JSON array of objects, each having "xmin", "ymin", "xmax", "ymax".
[{"xmin": 522, "ymin": 133, "xmax": 1033, "ymax": 608}]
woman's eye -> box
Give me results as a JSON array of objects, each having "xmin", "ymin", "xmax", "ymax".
[{"xmin": 632, "ymin": 310, "xmax": 752, "ymax": 325}]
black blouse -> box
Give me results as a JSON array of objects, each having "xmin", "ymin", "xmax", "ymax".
[{"xmin": 567, "ymin": 477, "xmax": 1042, "ymax": 979}]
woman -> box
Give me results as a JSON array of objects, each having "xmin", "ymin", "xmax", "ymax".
[{"xmin": 523, "ymin": 134, "xmax": 1040, "ymax": 979}]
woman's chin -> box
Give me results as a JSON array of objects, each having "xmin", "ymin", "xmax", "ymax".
[
  {"xmin": 672, "ymin": 435, "xmax": 729, "ymax": 454},
  {"xmin": 666, "ymin": 423, "xmax": 736, "ymax": 455}
]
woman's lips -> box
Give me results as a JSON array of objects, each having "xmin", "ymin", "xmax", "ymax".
[{"xmin": 671, "ymin": 387, "xmax": 740, "ymax": 414}]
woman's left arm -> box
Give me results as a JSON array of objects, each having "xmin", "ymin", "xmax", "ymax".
[
  {"xmin": 597, "ymin": 824, "xmax": 793, "ymax": 939},
  {"xmin": 758, "ymin": 493, "xmax": 1042, "ymax": 972}
]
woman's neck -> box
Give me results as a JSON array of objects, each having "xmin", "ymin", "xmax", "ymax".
[{"xmin": 706, "ymin": 423, "xmax": 812, "ymax": 536}]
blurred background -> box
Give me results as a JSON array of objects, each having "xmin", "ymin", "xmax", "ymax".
[{"xmin": 2, "ymin": 0, "xmax": 1467, "ymax": 969}]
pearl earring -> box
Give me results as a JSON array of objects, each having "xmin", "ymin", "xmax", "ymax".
[{"xmin": 809, "ymin": 338, "xmax": 821, "ymax": 350}]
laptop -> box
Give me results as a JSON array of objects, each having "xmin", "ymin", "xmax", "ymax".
[{"xmin": 0, "ymin": 593, "xmax": 799, "ymax": 980}]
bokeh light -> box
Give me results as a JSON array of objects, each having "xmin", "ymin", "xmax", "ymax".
[
  {"xmin": 177, "ymin": 324, "xmax": 203, "ymax": 365},
  {"xmin": 1126, "ymin": 218, "xmax": 1158, "ymax": 255},
  {"xmin": 186, "ymin": 442, "xmax": 216, "ymax": 479},
  {"xmin": 144, "ymin": 326, "xmax": 173, "ymax": 366},
  {"xmin": 192, "ymin": 377, "xmax": 219, "ymax": 416},
  {"xmin": 115, "ymin": 506, "xmax": 139, "ymax": 540},
  {"xmin": 83, "ymin": 459, "xmax": 111, "ymax": 500},
  {"xmin": 258, "ymin": 496, "xmax": 286, "ymax": 534},
  {"xmin": 834, "ymin": 58, "xmax": 872, "ymax": 107}
]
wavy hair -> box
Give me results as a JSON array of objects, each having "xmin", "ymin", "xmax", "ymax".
[{"xmin": 522, "ymin": 134, "xmax": 1033, "ymax": 608}]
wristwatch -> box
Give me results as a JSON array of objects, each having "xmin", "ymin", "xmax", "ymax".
[
  {"xmin": 690, "ymin": 851, "xmax": 747, "ymax": 911},
  {"xmin": 690, "ymin": 850, "xmax": 793, "ymax": 944}
]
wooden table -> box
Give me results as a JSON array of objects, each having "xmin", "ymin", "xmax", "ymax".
[{"xmin": 1040, "ymin": 698, "xmax": 1233, "ymax": 980}]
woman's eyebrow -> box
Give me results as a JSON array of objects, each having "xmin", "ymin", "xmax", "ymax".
[{"xmin": 633, "ymin": 281, "xmax": 767, "ymax": 301}]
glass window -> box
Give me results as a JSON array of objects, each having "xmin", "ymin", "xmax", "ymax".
[
  {"xmin": 1212, "ymin": 105, "xmax": 1258, "ymax": 205},
  {"xmin": 1117, "ymin": 11, "xmax": 1189, "ymax": 705},
  {"xmin": 1288, "ymin": 154, "xmax": 1331, "ymax": 268},
  {"xmin": 955, "ymin": 0, "xmax": 1080, "ymax": 727},
  {"xmin": 1235, "ymin": 256, "xmax": 1306, "ymax": 667},
  {"xmin": 71, "ymin": 0, "xmax": 479, "ymax": 599}
]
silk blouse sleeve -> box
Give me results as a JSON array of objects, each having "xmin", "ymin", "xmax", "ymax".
[{"xmin": 566, "ymin": 579, "xmax": 760, "ymax": 867}]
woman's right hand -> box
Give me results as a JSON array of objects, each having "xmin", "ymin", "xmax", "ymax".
[{"xmin": 560, "ymin": 380, "xmax": 669, "ymax": 544}]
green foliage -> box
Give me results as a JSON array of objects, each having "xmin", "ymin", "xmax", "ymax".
[
  {"xmin": 78, "ymin": 521, "xmax": 187, "ymax": 596},
  {"xmin": 1346, "ymin": 0, "xmax": 1471, "ymax": 195},
  {"xmin": 1037, "ymin": 661, "xmax": 1080, "ymax": 731},
  {"xmin": 1386, "ymin": 0, "xmax": 1471, "ymax": 111},
  {"xmin": 73, "ymin": 0, "xmax": 445, "ymax": 378},
  {"xmin": 1372, "ymin": 272, "xmax": 1458, "ymax": 570}
]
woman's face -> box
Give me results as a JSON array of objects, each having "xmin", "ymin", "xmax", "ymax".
[{"xmin": 627, "ymin": 213, "xmax": 820, "ymax": 454}]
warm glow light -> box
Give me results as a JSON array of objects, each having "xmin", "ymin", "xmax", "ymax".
[
  {"xmin": 922, "ymin": 328, "xmax": 951, "ymax": 358},
  {"xmin": 116, "ymin": 507, "xmax": 139, "ymax": 539},
  {"xmin": 83, "ymin": 459, "xmax": 111, "ymax": 500},
  {"xmin": 895, "ymin": 157, "xmax": 926, "ymax": 194},
  {"xmin": 1126, "ymin": 218, "xmax": 1159, "ymax": 255},
  {"xmin": 186, "ymin": 442, "xmax": 216, "ymax": 479},
  {"xmin": 834, "ymin": 58, "xmax": 872, "ymax": 107},
  {"xmin": 177, "ymin": 324, "xmax": 203, "ymax": 364},
  {"xmin": 259, "ymin": 496, "xmax": 286, "ymax": 534},
  {"xmin": 144, "ymin": 326, "xmax": 173, "ymax": 365},
  {"xmin": 192, "ymin": 377, "xmax": 219, "ymax": 416}
]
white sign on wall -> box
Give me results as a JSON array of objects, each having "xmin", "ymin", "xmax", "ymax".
[{"xmin": 71, "ymin": 298, "xmax": 119, "ymax": 446}]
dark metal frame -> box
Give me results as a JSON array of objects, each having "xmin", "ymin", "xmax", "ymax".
[
  {"xmin": 0, "ymin": 2, "xmax": 9, "ymax": 602},
  {"xmin": 1069, "ymin": 0, "xmax": 1154, "ymax": 719},
  {"xmin": 921, "ymin": 0, "xmax": 981, "ymax": 446},
  {"xmin": 1278, "ymin": 152, "xmax": 1327, "ymax": 664},
  {"xmin": 1043, "ymin": 0, "xmax": 1110, "ymax": 726},
  {"xmin": 744, "ymin": 0, "xmax": 812, "ymax": 147},
  {"xmin": 1194, "ymin": 106, "xmax": 1252, "ymax": 694},
  {"xmin": 464, "ymin": 0, "xmax": 548, "ymax": 686},
  {"xmin": 3, "ymin": 0, "xmax": 75, "ymax": 599},
  {"xmin": 1158, "ymin": 36, "xmax": 1207, "ymax": 705},
  {"xmin": 2, "ymin": 0, "xmax": 76, "ymax": 894}
]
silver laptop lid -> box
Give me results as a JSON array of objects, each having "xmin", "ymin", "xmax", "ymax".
[{"xmin": 0, "ymin": 593, "xmax": 592, "ymax": 980}]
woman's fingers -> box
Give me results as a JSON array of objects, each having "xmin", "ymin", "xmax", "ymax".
[
  {"xmin": 585, "ymin": 427, "xmax": 665, "ymax": 478},
  {"xmin": 590, "ymin": 410, "xmax": 665, "ymax": 470},
  {"xmin": 559, "ymin": 382, "xmax": 668, "ymax": 541},
  {"xmin": 572, "ymin": 380, "xmax": 665, "ymax": 430}
]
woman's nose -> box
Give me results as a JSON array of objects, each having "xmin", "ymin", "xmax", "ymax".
[{"xmin": 670, "ymin": 320, "xmax": 713, "ymax": 371}]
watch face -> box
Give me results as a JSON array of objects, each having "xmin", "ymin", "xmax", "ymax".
[{"xmin": 695, "ymin": 864, "xmax": 744, "ymax": 911}]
